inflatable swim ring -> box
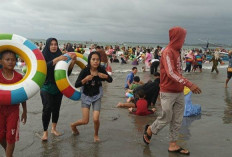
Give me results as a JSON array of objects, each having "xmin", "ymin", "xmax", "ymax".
[
  {"xmin": 0, "ymin": 34, "xmax": 47, "ymax": 105},
  {"xmin": 125, "ymin": 92, "xmax": 133, "ymax": 98},
  {"xmin": 54, "ymin": 52, "xmax": 87, "ymax": 100}
]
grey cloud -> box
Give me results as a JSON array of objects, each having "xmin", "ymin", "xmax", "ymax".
[{"xmin": 0, "ymin": 0, "xmax": 232, "ymax": 45}]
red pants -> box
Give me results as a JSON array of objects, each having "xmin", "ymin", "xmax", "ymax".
[{"xmin": 0, "ymin": 105, "xmax": 19, "ymax": 144}]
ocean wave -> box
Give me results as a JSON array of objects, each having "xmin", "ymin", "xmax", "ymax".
[
  {"xmin": 202, "ymin": 65, "xmax": 228, "ymax": 70},
  {"xmin": 114, "ymin": 69, "xmax": 132, "ymax": 73}
]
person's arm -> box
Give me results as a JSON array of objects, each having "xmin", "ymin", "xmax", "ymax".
[
  {"xmin": 163, "ymin": 51, "xmax": 201, "ymax": 94},
  {"xmin": 151, "ymin": 87, "xmax": 159, "ymax": 105},
  {"xmin": 98, "ymin": 68, "xmax": 113, "ymax": 83},
  {"xmin": 21, "ymin": 102, "xmax": 27, "ymax": 125},
  {"xmin": 75, "ymin": 69, "xmax": 86, "ymax": 87},
  {"xmin": 129, "ymin": 82, "xmax": 134, "ymax": 89},
  {"xmin": 67, "ymin": 60, "xmax": 75, "ymax": 76},
  {"xmin": 45, "ymin": 55, "xmax": 67, "ymax": 76},
  {"xmin": 68, "ymin": 53, "xmax": 77, "ymax": 76},
  {"xmin": 81, "ymin": 75, "xmax": 93, "ymax": 85},
  {"xmin": 126, "ymin": 74, "xmax": 134, "ymax": 87},
  {"xmin": 163, "ymin": 51, "xmax": 193, "ymax": 88},
  {"xmin": 75, "ymin": 69, "xmax": 94, "ymax": 88},
  {"xmin": 52, "ymin": 55, "xmax": 68, "ymax": 66},
  {"xmin": 127, "ymin": 79, "xmax": 131, "ymax": 87}
]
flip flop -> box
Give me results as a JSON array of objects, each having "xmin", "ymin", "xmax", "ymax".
[
  {"xmin": 143, "ymin": 124, "xmax": 152, "ymax": 145},
  {"xmin": 168, "ymin": 147, "xmax": 190, "ymax": 155}
]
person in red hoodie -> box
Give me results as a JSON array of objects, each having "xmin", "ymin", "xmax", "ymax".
[{"xmin": 143, "ymin": 26, "xmax": 201, "ymax": 155}]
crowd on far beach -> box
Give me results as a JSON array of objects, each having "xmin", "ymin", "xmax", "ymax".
[{"xmin": 1, "ymin": 26, "xmax": 232, "ymax": 157}]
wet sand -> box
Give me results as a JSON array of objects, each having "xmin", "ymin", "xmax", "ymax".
[{"xmin": 1, "ymin": 63, "xmax": 232, "ymax": 157}]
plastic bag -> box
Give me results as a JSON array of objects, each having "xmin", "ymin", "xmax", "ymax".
[{"xmin": 184, "ymin": 91, "xmax": 201, "ymax": 117}]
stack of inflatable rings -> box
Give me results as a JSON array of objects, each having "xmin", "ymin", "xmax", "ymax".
[
  {"xmin": 54, "ymin": 52, "xmax": 88, "ymax": 100},
  {"xmin": 0, "ymin": 34, "xmax": 47, "ymax": 105}
]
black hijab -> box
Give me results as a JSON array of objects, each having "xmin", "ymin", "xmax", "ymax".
[
  {"xmin": 42, "ymin": 38, "xmax": 62, "ymax": 84},
  {"xmin": 42, "ymin": 38, "xmax": 62, "ymax": 62},
  {"xmin": 66, "ymin": 43, "xmax": 74, "ymax": 52}
]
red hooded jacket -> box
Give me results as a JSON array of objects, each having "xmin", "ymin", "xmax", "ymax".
[{"xmin": 160, "ymin": 27, "xmax": 193, "ymax": 93}]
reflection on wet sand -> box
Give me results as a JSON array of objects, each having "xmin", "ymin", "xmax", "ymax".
[
  {"xmin": 179, "ymin": 115, "xmax": 201, "ymax": 141},
  {"xmin": 41, "ymin": 138, "xmax": 60, "ymax": 157},
  {"xmin": 223, "ymin": 89, "xmax": 232, "ymax": 124},
  {"xmin": 143, "ymin": 146, "xmax": 153, "ymax": 157}
]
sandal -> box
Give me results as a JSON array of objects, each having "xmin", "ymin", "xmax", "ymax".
[
  {"xmin": 168, "ymin": 147, "xmax": 190, "ymax": 155},
  {"xmin": 143, "ymin": 124, "xmax": 152, "ymax": 145}
]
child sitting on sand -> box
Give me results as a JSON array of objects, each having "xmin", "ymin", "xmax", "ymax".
[
  {"xmin": 128, "ymin": 89, "xmax": 156, "ymax": 116},
  {"xmin": 125, "ymin": 76, "xmax": 141, "ymax": 103},
  {"xmin": 117, "ymin": 72, "xmax": 160, "ymax": 108}
]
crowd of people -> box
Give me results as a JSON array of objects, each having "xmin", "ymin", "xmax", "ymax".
[{"xmin": 1, "ymin": 26, "xmax": 232, "ymax": 156}]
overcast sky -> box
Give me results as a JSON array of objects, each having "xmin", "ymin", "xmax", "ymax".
[{"xmin": 0, "ymin": 0, "xmax": 232, "ymax": 44}]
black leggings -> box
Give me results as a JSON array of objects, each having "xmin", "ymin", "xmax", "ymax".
[
  {"xmin": 150, "ymin": 61, "xmax": 160, "ymax": 74},
  {"xmin": 185, "ymin": 64, "xmax": 191, "ymax": 72},
  {"xmin": 211, "ymin": 65, "xmax": 219, "ymax": 73},
  {"xmin": 40, "ymin": 91, "xmax": 63, "ymax": 131}
]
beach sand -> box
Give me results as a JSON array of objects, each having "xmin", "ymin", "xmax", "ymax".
[{"xmin": 1, "ymin": 62, "xmax": 232, "ymax": 157}]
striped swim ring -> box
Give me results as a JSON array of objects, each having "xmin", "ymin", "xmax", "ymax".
[
  {"xmin": 0, "ymin": 34, "xmax": 47, "ymax": 105},
  {"xmin": 54, "ymin": 52, "xmax": 88, "ymax": 100}
]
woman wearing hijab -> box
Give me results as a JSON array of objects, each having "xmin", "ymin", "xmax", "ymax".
[
  {"xmin": 40, "ymin": 38, "xmax": 76, "ymax": 141},
  {"xmin": 66, "ymin": 43, "xmax": 74, "ymax": 52}
]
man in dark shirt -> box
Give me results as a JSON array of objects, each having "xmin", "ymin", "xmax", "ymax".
[{"xmin": 133, "ymin": 72, "xmax": 160, "ymax": 107}]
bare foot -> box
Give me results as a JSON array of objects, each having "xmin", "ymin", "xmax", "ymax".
[
  {"xmin": 116, "ymin": 102, "xmax": 122, "ymax": 107},
  {"xmin": 70, "ymin": 123, "xmax": 79, "ymax": 135},
  {"xmin": 41, "ymin": 131, "xmax": 48, "ymax": 141},
  {"xmin": 51, "ymin": 129, "xmax": 62, "ymax": 136},
  {"xmin": 94, "ymin": 135, "xmax": 100, "ymax": 142},
  {"xmin": 128, "ymin": 107, "xmax": 133, "ymax": 112},
  {"xmin": 152, "ymin": 108, "xmax": 156, "ymax": 112}
]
